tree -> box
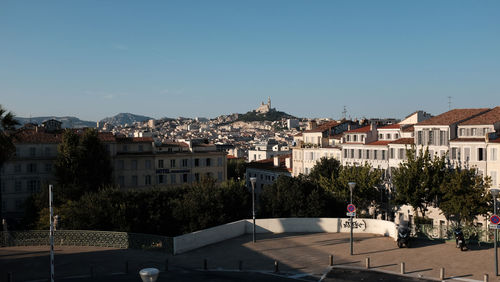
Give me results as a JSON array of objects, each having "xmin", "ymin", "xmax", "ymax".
[
  {"xmin": 54, "ymin": 128, "xmax": 112, "ymax": 200},
  {"xmin": 308, "ymin": 157, "xmax": 341, "ymax": 184},
  {"xmin": 392, "ymin": 147, "xmax": 447, "ymax": 217},
  {"xmin": 0, "ymin": 105, "xmax": 19, "ymax": 217},
  {"xmin": 227, "ymin": 158, "xmax": 246, "ymax": 180},
  {"xmin": 439, "ymin": 167, "xmax": 491, "ymax": 225}
]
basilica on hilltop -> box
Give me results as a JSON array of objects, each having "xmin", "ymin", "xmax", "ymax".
[{"xmin": 256, "ymin": 97, "xmax": 273, "ymax": 114}]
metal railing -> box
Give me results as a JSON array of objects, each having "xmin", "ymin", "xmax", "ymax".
[
  {"xmin": 413, "ymin": 224, "xmax": 489, "ymax": 242},
  {"xmin": 1, "ymin": 230, "xmax": 173, "ymax": 253}
]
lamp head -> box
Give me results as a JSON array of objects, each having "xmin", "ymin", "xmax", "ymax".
[
  {"xmin": 348, "ymin": 182, "xmax": 356, "ymax": 191},
  {"xmin": 489, "ymin": 188, "xmax": 500, "ymax": 197},
  {"xmin": 250, "ymin": 177, "xmax": 257, "ymax": 185}
]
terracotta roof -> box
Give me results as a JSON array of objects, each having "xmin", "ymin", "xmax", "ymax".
[
  {"xmin": 116, "ymin": 137, "xmax": 154, "ymax": 143},
  {"xmin": 97, "ymin": 132, "xmax": 117, "ymax": 142},
  {"xmin": 459, "ymin": 106, "xmax": 500, "ymax": 125},
  {"xmin": 161, "ymin": 142, "xmax": 189, "ymax": 148},
  {"xmin": 328, "ymin": 133, "xmax": 343, "ymax": 139},
  {"xmin": 449, "ymin": 138, "xmax": 485, "ymax": 143},
  {"xmin": 294, "ymin": 132, "xmax": 303, "ymax": 137},
  {"xmin": 378, "ymin": 124, "xmax": 401, "ymax": 129},
  {"xmin": 13, "ymin": 130, "xmax": 62, "ymax": 144},
  {"xmin": 247, "ymin": 157, "xmax": 291, "ymax": 174},
  {"xmin": 304, "ymin": 121, "xmax": 340, "ymax": 133},
  {"xmin": 345, "ymin": 125, "xmax": 371, "ymax": 133},
  {"xmin": 416, "ymin": 108, "xmax": 490, "ymax": 126},
  {"xmin": 402, "ymin": 125, "xmax": 414, "ymax": 132},
  {"xmin": 227, "ymin": 155, "xmax": 238, "ymax": 159},
  {"xmin": 490, "ymin": 137, "xmax": 500, "ymax": 143},
  {"xmin": 389, "ymin": 138, "xmax": 414, "ymax": 145},
  {"xmin": 365, "ymin": 140, "xmax": 393, "ymax": 146}
]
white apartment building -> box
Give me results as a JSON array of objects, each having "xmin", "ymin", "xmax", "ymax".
[
  {"xmin": 248, "ymin": 139, "xmax": 290, "ymax": 162},
  {"xmin": 246, "ymin": 155, "xmax": 292, "ymax": 194}
]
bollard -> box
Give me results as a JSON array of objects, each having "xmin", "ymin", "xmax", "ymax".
[
  {"xmin": 440, "ymin": 268, "xmax": 445, "ymax": 280},
  {"xmin": 203, "ymin": 259, "xmax": 207, "ymax": 270},
  {"xmin": 365, "ymin": 257, "xmax": 370, "ymax": 269},
  {"xmin": 165, "ymin": 259, "xmax": 168, "ymax": 271},
  {"xmin": 400, "ymin": 262, "xmax": 405, "ymax": 274},
  {"xmin": 7, "ymin": 272, "xmax": 12, "ymax": 282},
  {"xmin": 484, "ymin": 274, "xmax": 489, "ymax": 282},
  {"xmin": 238, "ymin": 260, "xmax": 243, "ymax": 271},
  {"xmin": 125, "ymin": 260, "xmax": 129, "ymax": 274},
  {"xmin": 329, "ymin": 255, "xmax": 334, "ymax": 266},
  {"xmin": 274, "ymin": 260, "xmax": 279, "ymax": 273}
]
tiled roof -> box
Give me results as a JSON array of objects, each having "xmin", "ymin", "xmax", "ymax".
[
  {"xmin": 294, "ymin": 132, "xmax": 303, "ymax": 137},
  {"xmin": 389, "ymin": 138, "xmax": 414, "ymax": 145},
  {"xmin": 416, "ymin": 108, "xmax": 490, "ymax": 126},
  {"xmin": 402, "ymin": 125, "xmax": 414, "ymax": 132},
  {"xmin": 328, "ymin": 133, "xmax": 343, "ymax": 139},
  {"xmin": 304, "ymin": 121, "xmax": 339, "ymax": 133},
  {"xmin": 459, "ymin": 106, "xmax": 500, "ymax": 125},
  {"xmin": 450, "ymin": 138, "xmax": 485, "ymax": 143},
  {"xmin": 345, "ymin": 125, "xmax": 371, "ymax": 133},
  {"xmin": 160, "ymin": 142, "xmax": 189, "ymax": 148},
  {"xmin": 13, "ymin": 130, "xmax": 62, "ymax": 144},
  {"xmin": 378, "ymin": 124, "xmax": 401, "ymax": 129},
  {"xmin": 247, "ymin": 157, "xmax": 291, "ymax": 173},
  {"xmin": 365, "ymin": 140, "xmax": 393, "ymax": 146}
]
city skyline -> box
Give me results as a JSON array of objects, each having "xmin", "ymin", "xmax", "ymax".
[{"xmin": 1, "ymin": 0, "xmax": 499, "ymax": 121}]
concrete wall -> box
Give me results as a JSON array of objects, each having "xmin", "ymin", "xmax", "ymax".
[
  {"xmin": 173, "ymin": 220, "xmax": 246, "ymax": 255},
  {"xmin": 173, "ymin": 218, "xmax": 397, "ymax": 255}
]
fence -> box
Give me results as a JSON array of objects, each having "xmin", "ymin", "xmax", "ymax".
[
  {"xmin": 413, "ymin": 224, "xmax": 491, "ymax": 243},
  {"xmin": 0, "ymin": 230, "xmax": 173, "ymax": 253}
]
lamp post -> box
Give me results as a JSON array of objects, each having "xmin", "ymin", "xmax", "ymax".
[
  {"xmin": 348, "ymin": 182, "xmax": 356, "ymax": 255},
  {"xmin": 250, "ymin": 177, "xmax": 257, "ymax": 243},
  {"xmin": 490, "ymin": 188, "xmax": 500, "ymax": 276}
]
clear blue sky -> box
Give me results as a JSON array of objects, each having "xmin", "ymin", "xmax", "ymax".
[{"xmin": 1, "ymin": 0, "xmax": 499, "ymax": 121}]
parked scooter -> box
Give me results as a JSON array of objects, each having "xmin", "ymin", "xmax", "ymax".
[
  {"xmin": 397, "ymin": 225, "xmax": 410, "ymax": 248},
  {"xmin": 455, "ymin": 228, "xmax": 468, "ymax": 251}
]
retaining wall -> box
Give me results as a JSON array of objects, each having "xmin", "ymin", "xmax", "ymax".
[{"xmin": 173, "ymin": 218, "xmax": 397, "ymax": 255}]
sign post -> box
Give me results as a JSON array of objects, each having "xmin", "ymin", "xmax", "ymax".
[
  {"xmin": 49, "ymin": 185, "xmax": 54, "ymax": 282},
  {"xmin": 347, "ymin": 203, "xmax": 356, "ymax": 255}
]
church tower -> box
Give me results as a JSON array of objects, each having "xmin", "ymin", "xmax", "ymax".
[{"xmin": 268, "ymin": 96, "xmax": 271, "ymax": 108}]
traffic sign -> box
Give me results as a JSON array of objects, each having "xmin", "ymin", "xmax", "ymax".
[
  {"xmin": 346, "ymin": 212, "xmax": 356, "ymax": 217},
  {"xmin": 491, "ymin": 214, "xmax": 500, "ymax": 225},
  {"xmin": 347, "ymin": 204, "xmax": 356, "ymax": 213},
  {"xmin": 490, "ymin": 224, "xmax": 500, "ymax": 230}
]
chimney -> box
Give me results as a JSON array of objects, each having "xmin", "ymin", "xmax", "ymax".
[
  {"xmin": 273, "ymin": 156, "xmax": 280, "ymax": 167},
  {"xmin": 347, "ymin": 124, "xmax": 351, "ymax": 131}
]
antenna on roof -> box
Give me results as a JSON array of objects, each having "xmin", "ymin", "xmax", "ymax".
[
  {"xmin": 448, "ymin": 96, "xmax": 452, "ymax": 111},
  {"xmin": 342, "ymin": 106, "xmax": 347, "ymax": 120}
]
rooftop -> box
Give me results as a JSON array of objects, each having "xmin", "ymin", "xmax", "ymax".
[
  {"xmin": 416, "ymin": 108, "xmax": 490, "ymax": 126},
  {"xmin": 345, "ymin": 125, "xmax": 371, "ymax": 134},
  {"xmin": 389, "ymin": 138, "xmax": 414, "ymax": 145},
  {"xmin": 459, "ymin": 106, "xmax": 500, "ymax": 125}
]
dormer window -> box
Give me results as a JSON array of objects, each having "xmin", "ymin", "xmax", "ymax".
[
  {"xmin": 353, "ymin": 135, "xmax": 357, "ymax": 142},
  {"xmin": 347, "ymin": 135, "xmax": 351, "ymax": 141},
  {"xmin": 386, "ymin": 134, "xmax": 391, "ymax": 139},
  {"xmin": 379, "ymin": 134, "xmax": 383, "ymax": 139}
]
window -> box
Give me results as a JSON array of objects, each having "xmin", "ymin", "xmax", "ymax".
[
  {"xmin": 132, "ymin": 175, "xmax": 138, "ymax": 186},
  {"xmin": 158, "ymin": 159, "xmax": 164, "ymax": 168},
  {"xmin": 123, "ymin": 145, "xmax": 128, "ymax": 152},
  {"xmin": 131, "ymin": 160, "xmax": 138, "ymax": 170},
  {"xmin": 353, "ymin": 135, "xmax": 358, "ymax": 141},
  {"xmin": 14, "ymin": 164, "xmax": 21, "ymax": 173},
  {"xmin": 118, "ymin": 176, "xmax": 125, "ymax": 186},
  {"xmin": 118, "ymin": 160, "xmax": 124, "ymax": 169},
  {"xmin": 460, "ymin": 128, "xmax": 465, "ymax": 136},
  {"xmin": 472, "ymin": 128, "xmax": 477, "ymax": 136},
  {"xmin": 45, "ymin": 163, "xmax": 52, "ymax": 173},
  {"xmin": 217, "ymin": 157, "xmax": 222, "ymax": 166},
  {"xmin": 398, "ymin": 149, "xmax": 405, "ymax": 159},
  {"xmin": 15, "ymin": 180, "xmax": 22, "ymax": 192},
  {"xmin": 15, "ymin": 199, "xmax": 23, "ymax": 209},
  {"xmin": 350, "ymin": 149, "xmax": 354, "ymax": 158},
  {"xmin": 428, "ymin": 130, "xmax": 434, "ymax": 145},
  {"xmin": 170, "ymin": 174, "xmax": 176, "ymax": 184},
  {"xmin": 183, "ymin": 174, "xmax": 188, "ymax": 183},
  {"xmin": 138, "ymin": 145, "xmax": 144, "ymax": 152},
  {"xmin": 30, "ymin": 147, "xmax": 36, "ymax": 157},
  {"xmin": 170, "ymin": 159, "xmax": 176, "ymax": 168},
  {"xmin": 478, "ymin": 148, "xmax": 485, "ymax": 161},
  {"xmin": 417, "ymin": 131, "xmax": 423, "ymax": 145},
  {"xmin": 195, "ymin": 173, "xmax": 200, "ymax": 182},
  {"xmin": 390, "ymin": 148, "xmax": 394, "ymax": 159},
  {"xmin": 439, "ymin": 131, "xmax": 445, "ymax": 146},
  {"xmin": 394, "ymin": 134, "xmax": 399, "ymax": 139},
  {"xmin": 182, "ymin": 159, "xmax": 189, "ymax": 167},
  {"xmin": 145, "ymin": 160, "xmax": 152, "ymax": 169},
  {"xmin": 218, "ymin": 172, "xmax": 223, "ymax": 181},
  {"xmin": 491, "ymin": 148, "xmax": 498, "ymax": 161},
  {"xmin": 361, "ymin": 135, "xmax": 365, "ymax": 142},
  {"xmin": 358, "ymin": 149, "xmax": 362, "ymax": 159},
  {"xmin": 379, "ymin": 134, "xmax": 383, "ymax": 139},
  {"xmin": 382, "ymin": 151, "xmax": 386, "ymax": 160},
  {"xmin": 491, "ymin": 171, "xmax": 497, "ymax": 186},
  {"xmin": 366, "ymin": 150, "xmax": 370, "ymax": 159},
  {"xmin": 145, "ymin": 175, "xmax": 151, "ymax": 185},
  {"xmin": 374, "ymin": 150, "xmax": 378, "ymax": 160},
  {"xmin": 386, "ymin": 134, "xmax": 391, "ymax": 139},
  {"xmin": 158, "ymin": 175, "xmax": 164, "ymax": 184},
  {"xmin": 206, "ymin": 158, "xmax": 211, "ymax": 167},
  {"xmin": 464, "ymin": 148, "xmax": 470, "ymax": 161},
  {"xmin": 344, "ymin": 149, "xmax": 347, "ymax": 158},
  {"xmin": 347, "ymin": 135, "xmax": 351, "ymax": 141},
  {"xmin": 44, "ymin": 147, "xmax": 51, "ymax": 156},
  {"xmin": 27, "ymin": 163, "xmax": 37, "ymax": 173},
  {"xmin": 195, "ymin": 159, "xmax": 200, "ymax": 167},
  {"xmin": 451, "ymin": 148, "xmax": 457, "ymax": 160}
]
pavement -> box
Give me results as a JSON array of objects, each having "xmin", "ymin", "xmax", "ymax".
[{"xmin": 0, "ymin": 232, "xmax": 497, "ymax": 281}]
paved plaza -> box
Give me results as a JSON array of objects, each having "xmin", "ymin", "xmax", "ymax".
[{"xmin": 0, "ymin": 232, "xmax": 498, "ymax": 281}]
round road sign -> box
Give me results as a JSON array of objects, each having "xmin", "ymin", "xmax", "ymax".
[
  {"xmin": 347, "ymin": 204, "xmax": 356, "ymax": 213},
  {"xmin": 491, "ymin": 214, "xmax": 500, "ymax": 225}
]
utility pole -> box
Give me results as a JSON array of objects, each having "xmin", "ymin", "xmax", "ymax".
[
  {"xmin": 342, "ymin": 106, "xmax": 347, "ymax": 120},
  {"xmin": 448, "ymin": 96, "xmax": 452, "ymax": 111}
]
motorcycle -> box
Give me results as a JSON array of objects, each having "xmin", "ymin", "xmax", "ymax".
[
  {"xmin": 397, "ymin": 225, "xmax": 410, "ymax": 248},
  {"xmin": 455, "ymin": 228, "xmax": 468, "ymax": 251}
]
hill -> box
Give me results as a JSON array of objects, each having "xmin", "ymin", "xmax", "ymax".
[
  {"xmin": 99, "ymin": 113, "xmax": 153, "ymax": 126},
  {"xmin": 16, "ymin": 116, "xmax": 96, "ymax": 128},
  {"xmin": 236, "ymin": 109, "xmax": 295, "ymax": 122}
]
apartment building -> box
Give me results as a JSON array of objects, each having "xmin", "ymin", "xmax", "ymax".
[
  {"xmin": 292, "ymin": 120, "xmax": 356, "ymax": 176},
  {"xmin": 246, "ymin": 155, "xmax": 292, "ymax": 194},
  {"xmin": 1, "ymin": 125, "xmax": 227, "ymax": 219},
  {"xmin": 247, "ymin": 139, "xmax": 290, "ymax": 162}
]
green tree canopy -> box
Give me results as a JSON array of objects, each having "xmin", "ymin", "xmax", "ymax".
[
  {"xmin": 54, "ymin": 128, "xmax": 112, "ymax": 200},
  {"xmin": 0, "ymin": 105, "xmax": 20, "ymax": 216}
]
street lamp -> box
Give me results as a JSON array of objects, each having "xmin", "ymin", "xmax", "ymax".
[
  {"xmin": 489, "ymin": 187, "xmax": 500, "ymax": 276},
  {"xmin": 348, "ymin": 182, "xmax": 356, "ymax": 255},
  {"xmin": 250, "ymin": 177, "xmax": 257, "ymax": 243}
]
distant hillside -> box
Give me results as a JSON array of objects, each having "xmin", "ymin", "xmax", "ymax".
[
  {"xmin": 99, "ymin": 113, "xmax": 153, "ymax": 126},
  {"xmin": 16, "ymin": 116, "xmax": 96, "ymax": 128},
  {"xmin": 236, "ymin": 109, "xmax": 295, "ymax": 122}
]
